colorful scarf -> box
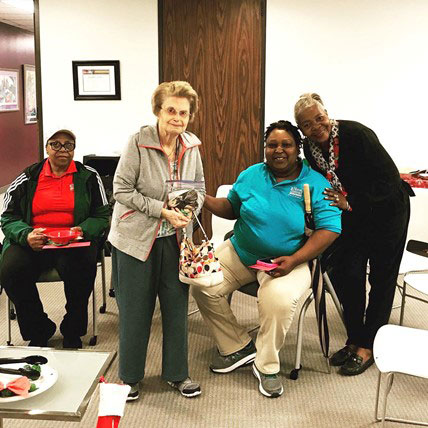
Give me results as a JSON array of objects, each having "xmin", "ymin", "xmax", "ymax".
[{"xmin": 307, "ymin": 120, "xmax": 348, "ymax": 196}]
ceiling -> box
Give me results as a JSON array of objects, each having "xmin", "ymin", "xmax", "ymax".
[{"xmin": 0, "ymin": 0, "xmax": 34, "ymax": 33}]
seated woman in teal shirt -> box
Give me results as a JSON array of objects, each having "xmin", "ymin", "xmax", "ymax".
[{"xmin": 191, "ymin": 120, "xmax": 341, "ymax": 398}]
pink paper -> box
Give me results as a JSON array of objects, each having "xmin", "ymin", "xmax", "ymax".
[
  {"xmin": 42, "ymin": 241, "xmax": 91, "ymax": 250},
  {"xmin": 249, "ymin": 263, "xmax": 277, "ymax": 271}
]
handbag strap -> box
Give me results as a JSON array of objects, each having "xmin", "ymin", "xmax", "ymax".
[{"xmin": 193, "ymin": 214, "xmax": 210, "ymax": 241}]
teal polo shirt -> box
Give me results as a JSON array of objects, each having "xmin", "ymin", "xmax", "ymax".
[{"xmin": 227, "ymin": 162, "xmax": 342, "ymax": 266}]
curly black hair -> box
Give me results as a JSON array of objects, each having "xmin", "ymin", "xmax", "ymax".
[{"xmin": 264, "ymin": 120, "xmax": 302, "ymax": 152}]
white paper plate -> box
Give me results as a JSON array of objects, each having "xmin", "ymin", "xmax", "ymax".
[{"xmin": 0, "ymin": 363, "xmax": 58, "ymax": 403}]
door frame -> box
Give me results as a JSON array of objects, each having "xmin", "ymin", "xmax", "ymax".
[{"xmin": 34, "ymin": 0, "xmax": 44, "ymax": 160}]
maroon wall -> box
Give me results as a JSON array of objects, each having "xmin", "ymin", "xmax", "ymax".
[{"xmin": 0, "ymin": 22, "xmax": 38, "ymax": 188}]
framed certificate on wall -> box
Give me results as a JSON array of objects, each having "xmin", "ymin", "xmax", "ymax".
[{"xmin": 72, "ymin": 60, "xmax": 121, "ymax": 100}]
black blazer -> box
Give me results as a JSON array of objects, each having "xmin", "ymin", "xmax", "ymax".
[{"xmin": 303, "ymin": 120, "xmax": 411, "ymax": 219}]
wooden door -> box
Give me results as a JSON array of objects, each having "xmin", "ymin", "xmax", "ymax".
[{"xmin": 159, "ymin": 0, "xmax": 266, "ymax": 237}]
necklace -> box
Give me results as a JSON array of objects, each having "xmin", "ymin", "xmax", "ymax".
[
  {"xmin": 164, "ymin": 145, "xmax": 175, "ymax": 157},
  {"xmin": 161, "ymin": 139, "xmax": 177, "ymax": 157}
]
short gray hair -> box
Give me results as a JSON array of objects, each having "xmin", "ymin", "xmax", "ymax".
[{"xmin": 294, "ymin": 93, "xmax": 326, "ymax": 123}]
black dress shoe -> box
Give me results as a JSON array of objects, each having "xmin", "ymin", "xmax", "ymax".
[
  {"xmin": 63, "ymin": 336, "xmax": 83, "ymax": 349},
  {"xmin": 29, "ymin": 338, "xmax": 49, "ymax": 347},
  {"xmin": 340, "ymin": 353, "xmax": 374, "ymax": 376},
  {"xmin": 330, "ymin": 346, "xmax": 354, "ymax": 366},
  {"xmin": 29, "ymin": 320, "xmax": 56, "ymax": 347}
]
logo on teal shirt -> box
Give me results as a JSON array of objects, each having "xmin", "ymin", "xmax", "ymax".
[{"xmin": 289, "ymin": 186, "xmax": 303, "ymax": 198}]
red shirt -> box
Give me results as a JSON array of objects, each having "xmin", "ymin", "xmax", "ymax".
[{"xmin": 32, "ymin": 160, "xmax": 77, "ymax": 229}]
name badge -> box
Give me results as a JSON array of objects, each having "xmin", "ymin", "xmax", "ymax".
[{"xmin": 289, "ymin": 186, "xmax": 303, "ymax": 199}]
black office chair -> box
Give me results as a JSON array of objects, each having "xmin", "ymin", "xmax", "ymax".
[
  {"xmin": 83, "ymin": 154, "xmax": 120, "ymax": 307},
  {"xmin": 4, "ymin": 244, "xmax": 108, "ymax": 346}
]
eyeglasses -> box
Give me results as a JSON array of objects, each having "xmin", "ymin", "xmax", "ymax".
[
  {"xmin": 47, "ymin": 141, "xmax": 75, "ymax": 152},
  {"xmin": 299, "ymin": 115, "xmax": 326, "ymax": 131},
  {"xmin": 161, "ymin": 106, "xmax": 190, "ymax": 119}
]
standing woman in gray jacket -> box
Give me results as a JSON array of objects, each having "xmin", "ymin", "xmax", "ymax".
[{"xmin": 108, "ymin": 81, "xmax": 205, "ymax": 400}]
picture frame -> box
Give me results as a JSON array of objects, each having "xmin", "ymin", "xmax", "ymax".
[
  {"xmin": 72, "ymin": 60, "xmax": 121, "ymax": 100},
  {"xmin": 23, "ymin": 64, "xmax": 37, "ymax": 124},
  {"xmin": 0, "ymin": 68, "xmax": 19, "ymax": 112}
]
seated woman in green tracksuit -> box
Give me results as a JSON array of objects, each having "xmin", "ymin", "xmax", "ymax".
[{"xmin": 0, "ymin": 128, "xmax": 109, "ymax": 349}]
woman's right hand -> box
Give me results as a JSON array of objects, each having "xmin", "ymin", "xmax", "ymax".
[
  {"xmin": 27, "ymin": 228, "xmax": 47, "ymax": 251},
  {"xmin": 161, "ymin": 208, "xmax": 191, "ymax": 229}
]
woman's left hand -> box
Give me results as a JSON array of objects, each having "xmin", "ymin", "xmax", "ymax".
[
  {"xmin": 267, "ymin": 256, "xmax": 298, "ymax": 278},
  {"xmin": 161, "ymin": 208, "xmax": 191, "ymax": 229},
  {"xmin": 323, "ymin": 188, "xmax": 347, "ymax": 210}
]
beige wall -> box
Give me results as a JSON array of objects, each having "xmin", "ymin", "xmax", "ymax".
[
  {"xmin": 265, "ymin": 0, "xmax": 428, "ymax": 171},
  {"xmin": 38, "ymin": 0, "xmax": 428, "ymax": 169},
  {"xmin": 2, "ymin": 0, "xmax": 428, "ymax": 242},
  {"xmin": 38, "ymin": 0, "xmax": 158, "ymax": 160}
]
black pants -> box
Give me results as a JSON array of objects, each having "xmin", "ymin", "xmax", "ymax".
[
  {"xmin": 330, "ymin": 194, "xmax": 410, "ymax": 349},
  {"xmin": 1, "ymin": 242, "xmax": 98, "ymax": 341}
]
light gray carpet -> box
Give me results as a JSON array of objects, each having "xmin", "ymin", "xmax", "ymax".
[{"xmin": 1, "ymin": 261, "xmax": 427, "ymax": 428}]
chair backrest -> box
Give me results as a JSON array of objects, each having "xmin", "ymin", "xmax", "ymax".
[
  {"xmin": 211, "ymin": 185, "xmax": 235, "ymax": 249},
  {"xmin": 210, "ymin": 184, "xmax": 259, "ymax": 295},
  {"xmin": 406, "ymin": 188, "xmax": 428, "ymax": 243},
  {"xmin": 373, "ymin": 324, "xmax": 428, "ymax": 377},
  {"xmin": 403, "ymin": 272, "xmax": 428, "ymax": 295},
  {"xmin": 83, "ymin": 155, "xmax": 120, "ymax": 211},
  {"xmin": 399, "ymin": 243, "xmax": 428, "ymax": 274},
  {"xmin": 399, "ymin": 188, "xmax": 428, "ymax": 273}
]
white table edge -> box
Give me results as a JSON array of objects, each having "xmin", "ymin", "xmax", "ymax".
[{"xmin": 0, "ymin": 347, "xmax": 117, "ymax": 422}]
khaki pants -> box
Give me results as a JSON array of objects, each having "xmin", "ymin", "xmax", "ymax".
[{"xmin": 190, "ymin": 240, "xmax": 311, "ymax": 374}]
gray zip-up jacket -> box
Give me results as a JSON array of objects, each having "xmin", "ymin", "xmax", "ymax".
[{"xmin": 108, "ymin": 125, "xmax": 205, "ymax": 262}]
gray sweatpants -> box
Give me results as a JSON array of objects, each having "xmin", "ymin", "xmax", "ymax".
[{"xmin": 112, "ymin": 235, "xmax": 189, "ymax": 383}]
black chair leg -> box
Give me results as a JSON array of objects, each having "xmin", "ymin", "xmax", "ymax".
[
  {"xmin": 9, "ymin": 302, "xmax": 16, "ymax": 320},
  {"xmin": 99, "ymin": 250, "xmax": 107, "ymax": 313}
]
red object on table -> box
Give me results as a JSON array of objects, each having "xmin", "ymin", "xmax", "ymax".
[{"xmin": 400, "ymin": 172, "xmax": 428, "ymax": 188}]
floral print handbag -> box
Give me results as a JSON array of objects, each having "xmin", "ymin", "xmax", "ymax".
[{"xmin": 179, "ymin": 216, "xmax": 224, "ymax": 287}]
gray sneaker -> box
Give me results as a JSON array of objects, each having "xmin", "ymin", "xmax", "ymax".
[
  {"xmin": 210, "ymin": 341, "xmax": 256, "ymax": 373},
  {"xmin": 252, "ymin": 363, "xmax": 283, "ymax": 398},
  {"xmin": 126, "ymin": 382, "xmax": 140, "ymax": 402},
  {"xmin": 167, "ymin": 377, "xmax": 201, "ymax": 398}
]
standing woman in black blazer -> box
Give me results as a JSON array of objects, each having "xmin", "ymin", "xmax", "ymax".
[{"xmin": 294, "ymin": 93, "xmax": 412, "ymax": 376}]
